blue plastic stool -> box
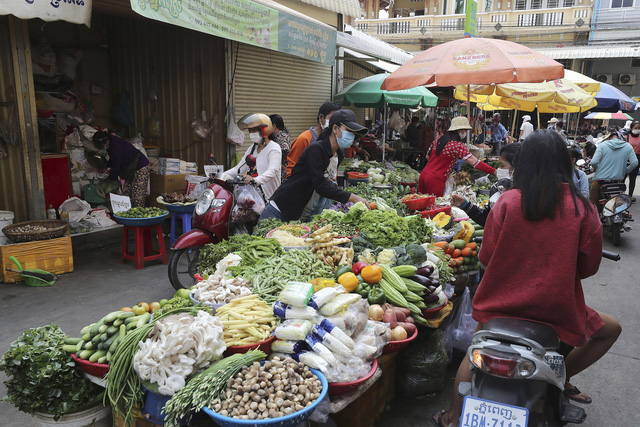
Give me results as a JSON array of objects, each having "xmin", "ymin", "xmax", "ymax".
[{"xmin": 170, "ymin": 212, "xmax": 193, "ymax": 245}]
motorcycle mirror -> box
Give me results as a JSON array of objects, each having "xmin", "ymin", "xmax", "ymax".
[
  {"xmin": 489, "ymin": 178, "xmax": 513, "ymax": 198},
  {"xmin": 603, "ymin": 194, "xmax": 632, "ymax": 217},
  {"xmin": 576, "ymin": 159, "xmax": 586, "ymax": 167}
]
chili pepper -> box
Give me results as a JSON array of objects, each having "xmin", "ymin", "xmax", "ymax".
[{"xmin": 367, "ymin": 285, "xmax": 386, "ymax": 305}]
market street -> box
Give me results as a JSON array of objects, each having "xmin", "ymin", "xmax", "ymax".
[{"xmin": 1, "ymin": 203, "xmax": 639, "ymax": 426}]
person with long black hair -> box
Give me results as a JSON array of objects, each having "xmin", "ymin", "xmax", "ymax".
[
  {"xmin": 269, "ymin": 114, "xmax": 290, "ymax": 183},
  {"xmin": 431, "ymin": 130, "xmax": 621, "ymax": 427},
  {"xmin": 418, "ymin": 116, "xmax": 496, "ymax": 197}
]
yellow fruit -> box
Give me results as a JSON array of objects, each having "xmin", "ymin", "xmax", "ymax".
[
  {"xmin": 150, "ymin": 302, "xmax": 161, "ymax": 312},
  {"xmin": 131, "ymin": 304, "xmax": 147, "ymax": 316}
]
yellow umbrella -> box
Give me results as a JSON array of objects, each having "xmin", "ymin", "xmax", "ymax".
[
  {"xmin": 455, "ymin": 79, "xmax": 597, "ymax": 113},
  {"xmin": 561, "ymin": 70, "xmax": 600, "ymax": 95}
]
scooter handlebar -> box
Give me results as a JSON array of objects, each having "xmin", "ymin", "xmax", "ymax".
[{"xmin": 602, "ymin": 250, "xmax": 621, "ymax": 261}]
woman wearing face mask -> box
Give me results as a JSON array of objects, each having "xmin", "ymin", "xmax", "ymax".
[
  {"xmin": 451, "ymin": 144, "xmax": 520, "ymax": 226},
  {"xmin": 418, "ymin": 116, "xmax": 496, "ymax": 197},
  {"xmin": 260, "ymin": 109, "xmax": 369, "ymax": 221},
  {"xmin": 224, "ymin": 113, "xmax": 282, "ymax": 200},
  {"xmin": 626, "ymin": 121, "xmax": 640, "ymax": 201}
]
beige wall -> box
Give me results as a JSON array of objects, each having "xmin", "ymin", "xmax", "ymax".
[{"xmin": 274, "ymin": 0, "xmax": 339, "ymax": 27}]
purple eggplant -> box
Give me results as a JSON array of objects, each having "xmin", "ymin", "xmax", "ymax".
[
  {"xmin": 410, "ymin": 274, "xmax": 432, "ymax": 287},
  {"xmin": 423, "ymin": 293, "xmax": 439, "ymax": 303},
  {"xmin": 416, "ymin": 265, "xmax": 434, "ymax": 278}
]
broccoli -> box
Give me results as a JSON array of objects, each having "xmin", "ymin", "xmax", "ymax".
[
  {"xmin": 352, "ymin": 234, "xmax": 373, "ymax": 256},
  {"xmin": 396, "ymin": 254, "xmax": 413, "ymax": 266},
  {"xmin": 406, "ymin": 244, "xmax": 428, "ymax": 265}
]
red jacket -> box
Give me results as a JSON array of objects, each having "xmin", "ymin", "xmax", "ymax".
[{"xmin": 473, "ymin": 185, "xmax": 603, "ymax": 346}]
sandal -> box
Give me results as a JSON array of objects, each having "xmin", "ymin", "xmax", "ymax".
[
  {"xmin": 564, "ymin": 385, "xmax": 592, "ymax": 404},
  {"xmin": 431, "ymin": 409, "xmax": 453, "ymax": 427}
]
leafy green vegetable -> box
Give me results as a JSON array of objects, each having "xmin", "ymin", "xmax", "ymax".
[
  {"xmin": 0, "ymin": 324, "xmax": 102, "ymax": 420},
  {"xmin": 198, "ymin": 234, "xmax": 261, "ymax": 274},
  {"xmin": 252, "ymin": 218, "xmax": 284, "ymax": 237},
  {"xmin": 404, "ymin": 215, "xmax": 434, "ymax": 244},
  {"xmin": 343, "ymin": 201, "xmax": 369, "ymax": 225},
  {"xmin": 357, "ymin": 210, "xmax": 411, "ymax": 248}
]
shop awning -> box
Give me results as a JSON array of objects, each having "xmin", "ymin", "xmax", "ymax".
[
  {"xmin": 338, "ymin": 24, "xmax": 413, "ymax": 66},
  {"xmin": 0, "ymin": 0, "xmax": 92, "ymax": 26},
  {"xmin": 343, "ymin": 48, "xmax": 400, "ymax": 73},
  {"xmin": 534, "ymin": 45, "xmax": 640, "ymax": 59},
  {"xmin": 130, "ymin": 0, "xmax": 337, "ymax": 65},
  {"xmin": 298, "ymin": 0, "xmax": 362, "ymax": 19}
]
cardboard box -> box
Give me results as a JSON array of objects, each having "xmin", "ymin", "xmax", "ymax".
[
  {"xmin": 149, "ymin": 173, "xmax": 193, "ymax": 195},
  {"xmin": 1, "ymin": 235, "xmax": 74, "ymax": 283}
]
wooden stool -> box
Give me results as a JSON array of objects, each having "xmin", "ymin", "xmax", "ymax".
[
  {"xmin": 121, "ymin": 224, "xmax": 168, "ymax": 269},
  {"xmin": 169, "ymin": 212, "xmax": 193, "ymax": 246}
]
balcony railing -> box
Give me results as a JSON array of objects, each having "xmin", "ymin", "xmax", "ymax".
[{"xmin": 355, "ymin": 5, "xmax": 592, "ymax": 40}]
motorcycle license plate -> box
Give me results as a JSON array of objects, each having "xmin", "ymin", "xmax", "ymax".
[{"xmin": 460, "ymin": 396, "xmax": 529, "ymax": 427}]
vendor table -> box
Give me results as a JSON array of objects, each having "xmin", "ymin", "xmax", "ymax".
[{"xmin": 121, "ymin": 224, "xmax": 168, "ymax": 269}]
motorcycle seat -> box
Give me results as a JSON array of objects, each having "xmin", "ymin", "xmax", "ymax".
[{"xmin": 483, "ymin": 318, "xmax": 560, "ymax": 349}]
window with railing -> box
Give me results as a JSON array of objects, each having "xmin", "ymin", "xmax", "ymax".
[
  {"xmin": 441, "ymin": 18, "xmax": 465, "ymax": 30},
  {"xmin": 547, "ymin": 0, "xmax": 559, "ymax": 7},
  {"xmin": 516, "ymin": 0, "xmax": 527, "ymax": 9},
  {"xmin": 377, "ymin": 21, "xmax": 411, "ymax": 34},
  {"xmin": 531, "ymin": 0, "xmax": 542, "ymax": 8},
  {"xmin": 574, "ymin": 9, "xmax": 589, "ymax": 17},
  {"xmin": 518, "ymin": 11, "xmax": 564, "ymax": 26},
  {"xmin": 563, "ymin": 0, "xmax": 575, "ymax": 6},
  {"xmin": 492, "ymin": 14, "xmax": 508, "ymax": 22},
  {"xmin": 417, "ymin": 19, "xmax": 431, "ymax": 26},
  {"xmin": 357, "ymin": 23, "xmax": 369, "ymax": 30}
]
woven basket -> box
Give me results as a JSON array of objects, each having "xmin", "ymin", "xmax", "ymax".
[{"xmin": 2, "ymin": 220, "xmax": 68, "ymax": 243}]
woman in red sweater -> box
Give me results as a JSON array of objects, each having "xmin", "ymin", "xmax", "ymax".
[
  {"xmin": 432, "ymin": 130, "xmax": 621, "ymax": 427},
  {"xmin": 418, "ymin": 116, "xmax": 495, "ymax": 197}
]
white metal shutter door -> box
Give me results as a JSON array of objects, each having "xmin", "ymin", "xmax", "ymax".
[
  {"xmin": 233, "ymin": 44, "xmax": 333, "ymax": 153},
  {"xmin": 341, "ymin": 77, "xmax": 367, "ymax": 125}
]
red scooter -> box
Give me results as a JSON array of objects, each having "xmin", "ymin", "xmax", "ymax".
[{"xmin": 167, "ymin": 172, "xmax": 243, "ymax": 290}]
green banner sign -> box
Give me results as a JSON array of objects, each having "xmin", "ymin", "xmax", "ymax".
[
  {"xmin": 131, "ymin": 0, "xmax": 336, "ymax": 65},
  {"xmin": 464, "ymin": 0, "xmax": 477, "ymax": 37}
]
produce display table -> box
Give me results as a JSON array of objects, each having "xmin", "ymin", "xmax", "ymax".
[{"xmin": 121, "ymin": 224, "xmax": 168, "ymax": 269}]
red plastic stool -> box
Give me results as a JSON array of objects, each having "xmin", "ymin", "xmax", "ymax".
[{"xmin": 121, "ymin": 224, "xmax": 168, "ymax": 269}]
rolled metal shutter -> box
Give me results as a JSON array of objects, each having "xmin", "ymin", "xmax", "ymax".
[{"xmin": 233, "ymin": 43, "xmax": 333, "ymax": 153}]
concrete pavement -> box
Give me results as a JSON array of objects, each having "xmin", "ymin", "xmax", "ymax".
[{"xmin": 1, "ymin": 202, "xmax": 639, "ymax": 426}]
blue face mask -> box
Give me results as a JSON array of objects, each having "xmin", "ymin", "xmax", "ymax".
[{"xmin": 337, "ymin": 129, "xmax": 355, "ymax": 150}]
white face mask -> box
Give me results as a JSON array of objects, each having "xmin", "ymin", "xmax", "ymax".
[
  {"xmin": 249, "ymin": 132, "xmax": 262, "ymax": 144},
  {"xmin": 458, "ymin": 131, "xmax": 468, "ymax": 140},
  {"xmin": 320, "ymin": 118, "xmax": 329, "ymax": 130},
  {"xmin": 632, "ymin": 129, "xmax": 640, "ymax": 136}
]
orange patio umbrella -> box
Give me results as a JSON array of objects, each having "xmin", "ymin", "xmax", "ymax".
[{"xmin": 381, "ymin": 37, "xmax": 565, "ymax": 91}]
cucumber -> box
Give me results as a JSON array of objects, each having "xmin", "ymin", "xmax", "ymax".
[
  {"xmin": 108, "ymin": 336, "xmax": 121, "ymax": 353},
  {"xmin": 100, "ymin": 333, "xmax": 109, "ymax": 342},
  {"xmin": 125, "ymin": 315, "xmax": 142, "ymax": 325},
  {"xmin": 90, "ymin": 320, "xmax": 105, "ymax": 337},
  {"xmin": 106, "ymin": 352, "xmax": 111, "ymax": 363},
  {"xmin": 64, "ymin": 337, "xmax": 81, "ymax": 345},
  {"xmin": 97, "ymin": 356, "xmax": 108, "ymax": 364},
  {"xmin": 103, "ymin": 310, "xmax": 125, "ymax": 324},
  {"xmin": 104, "ymin": 333, "xmax": 118, "ymax": 349},
  {"xmin": 80, "ymin": 323, "xmax": 95, "ymax": 336},
  {"xmin": 106, "ymin": 325, "xmax": 118, "ymax": 335},
  {"xmin": 62, "ymin": 344, "xmax": 78, "ymax": 353},
  {"xmin": 126, "ymin": 322, "xmax": 138, "ymax": 331},
  {"xmin": 91, "ymin": 333, "xmax": 104, "ymax": 346},
  {"xmin": 117, "ymin": 311, "xmax": 136, "ymax": 320},
  {"xmin": 136, "ymin": 313, "xmax": 151, "ymax": 328},
  {"xmin": 82, "ymin": 333, "xmax": 92, "ymax": 342},
  {"xmin": 473, "ymin": 229, "xmax": 484, "ymax": 237},
  {"xmin": 98, "ymin": 324, "xmax": 109, "ymax": 334},
  {"xmin": 401, "ymin": 277, "xmax": 427, "ymax": 292},
  {"xmin": 113, "ymin": 319, "xmax": 124, "ymax": 327},
  {"xmin": 97, "ymin": 342, "xmax": 105, "ymax": 350},
  {"xmin": 78, "ymin": 349, "xmax": 95, "ymax": 360},
  {"xmin": 89, "ymin": 350, "xmax": 107, "ymax": 363},
  {"xmin": 84, "ymin": 342, "xmax": 95, "ymax": 350},
  {"xmin": 76, "ymin": 340, "xmax": 85, "ymax": 352}
]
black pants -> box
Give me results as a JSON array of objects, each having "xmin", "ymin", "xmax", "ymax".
[{"xmin": 628, "ymin": 154, "xmax": 640, "ymax": 198}]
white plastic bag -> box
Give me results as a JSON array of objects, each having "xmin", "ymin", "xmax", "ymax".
[
  {"xmin": 443, "ymin": 288, "xmax": 477, "ymax": 359},
  {"xmin": 226, "ymin": 111, "xmax": 245, "ymax": 146},
  {"xmin": 58, "ymin": 197, "xmax": 91, "ymax": 223},
  {"xmin": 443, "ymin": 173, "xmax": 456, "ymax": 197},
  {"xmin": 388, "ymin": 111, "xmax": 403, "ymax": 131},
  {"xmin": 231, "ymin": 185, "xmax": 265, "ymax": 222},
  {"xmin": 185, "ymin": 175, "xmax": 209, "ymax": 199}
]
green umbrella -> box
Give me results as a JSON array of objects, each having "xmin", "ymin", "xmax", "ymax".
[{"xmin": 335, "ymin": 73, "xmax": 438, "ymax": 108}]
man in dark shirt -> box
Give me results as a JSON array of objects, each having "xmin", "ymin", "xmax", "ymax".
[
  {"xmin": 405, "ymin": 116, "xmax": 420, "ymax": 147},
  {"xmin": 260, "ymin": 110, "xmax": 369, "ymax": 221}
]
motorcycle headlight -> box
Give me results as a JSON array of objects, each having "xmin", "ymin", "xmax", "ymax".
[
  {"xmin": 211, "ymin": 198, "xmax": 226, "ymax": 208},
  {"xmin": 195, "ymin": 189, "xmax": 215, "ymax": 216}
]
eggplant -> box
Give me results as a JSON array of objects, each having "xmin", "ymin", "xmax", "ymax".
[
  {"xmin": 410, "ymin": 274, "xmax": 432, "ymax": 287},
  {"xmin": 423, "ymin": 293, "xmax": 439, "ymax": 303},
  {"xmin": 427, "ymin": 285, "xmax": 437, "ymax": 294},
  {"xmin": 416, "ymin": 265, "xmax": 434, "ymax": 278}
]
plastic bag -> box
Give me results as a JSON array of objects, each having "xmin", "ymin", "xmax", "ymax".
[
  {"xmin": 318, "ymin": 293, "xmax": 362, "ymax": 316},
  {"xmin": 226, "ymin": 111, "xmax": 245, "ymax": 146},
  {"xmin": 278, "ymin": 282, "xmax": 314, "ymax": 307},
  {"xmin": 443, "ymin": 288, "xmax": 477, "ymax": 360},
  {"xmin": 231, "ymin": 186, "xmax": 264, "ymax": 223},
  {"xmin": 388, "ymin": 111, "xmax": 403, "ymax": 131},
  {"xmin": 58, "ymin": 197, "xmax": 91, "ymax": 223},
  {"xmin": 352, "ymin": 320, "xmax": 391, "ymax": 361},
  {"xmin": 185, "ymin": 175, "xmax": 209, "ymax": 199},
  {"xmin": 444, "ymin": 173, "xmax": 456, "ymax": 197},
  {"xmin": 396, "ymin": 329, "xmax": 449, "ymax": 396},
  {"xmin": 275, "ymin": 320, "xmax": 314, "ymax": 341}
]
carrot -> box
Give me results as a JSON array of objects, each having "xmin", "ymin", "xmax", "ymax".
[
  {"xmin": 449, "ymin": 258, "xmax": 457, "ymax": 267},
  {"xmin": 472, "ymin": 250, "xmax": 477, "ymax": 257},
  {"xmin": 369, "ymin": 202, "xmax": 377, "ymax": 210},
  {"xmin": 433, "ymin": 241, "xmax": 449, "ymax": 251},
  {"xmin": 454, "ymin": 257, "xmax": 464, "ymax": 266},
  {"xmin": 461, "ymin": 247, "xmax": 473, "ymax": 257},
  {"xmin": 465, "ymin": 242, "xmax": 477, "ymax": 250},
  {"xmin": 452, "ymin": 249, "xmax": 462, "ymax": 258}
]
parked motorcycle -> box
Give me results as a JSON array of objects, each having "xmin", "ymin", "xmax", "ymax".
[
  {"xmin": 457, "ymin": 250, "xmax": 620, "ymax": 427},
  {"xmin": 598, "ymin": 182, "xmax": 632, "ymax": 246},
  {"xmin": 167, "ymin": 172, "xmax": 243, "ymax": 290}
]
